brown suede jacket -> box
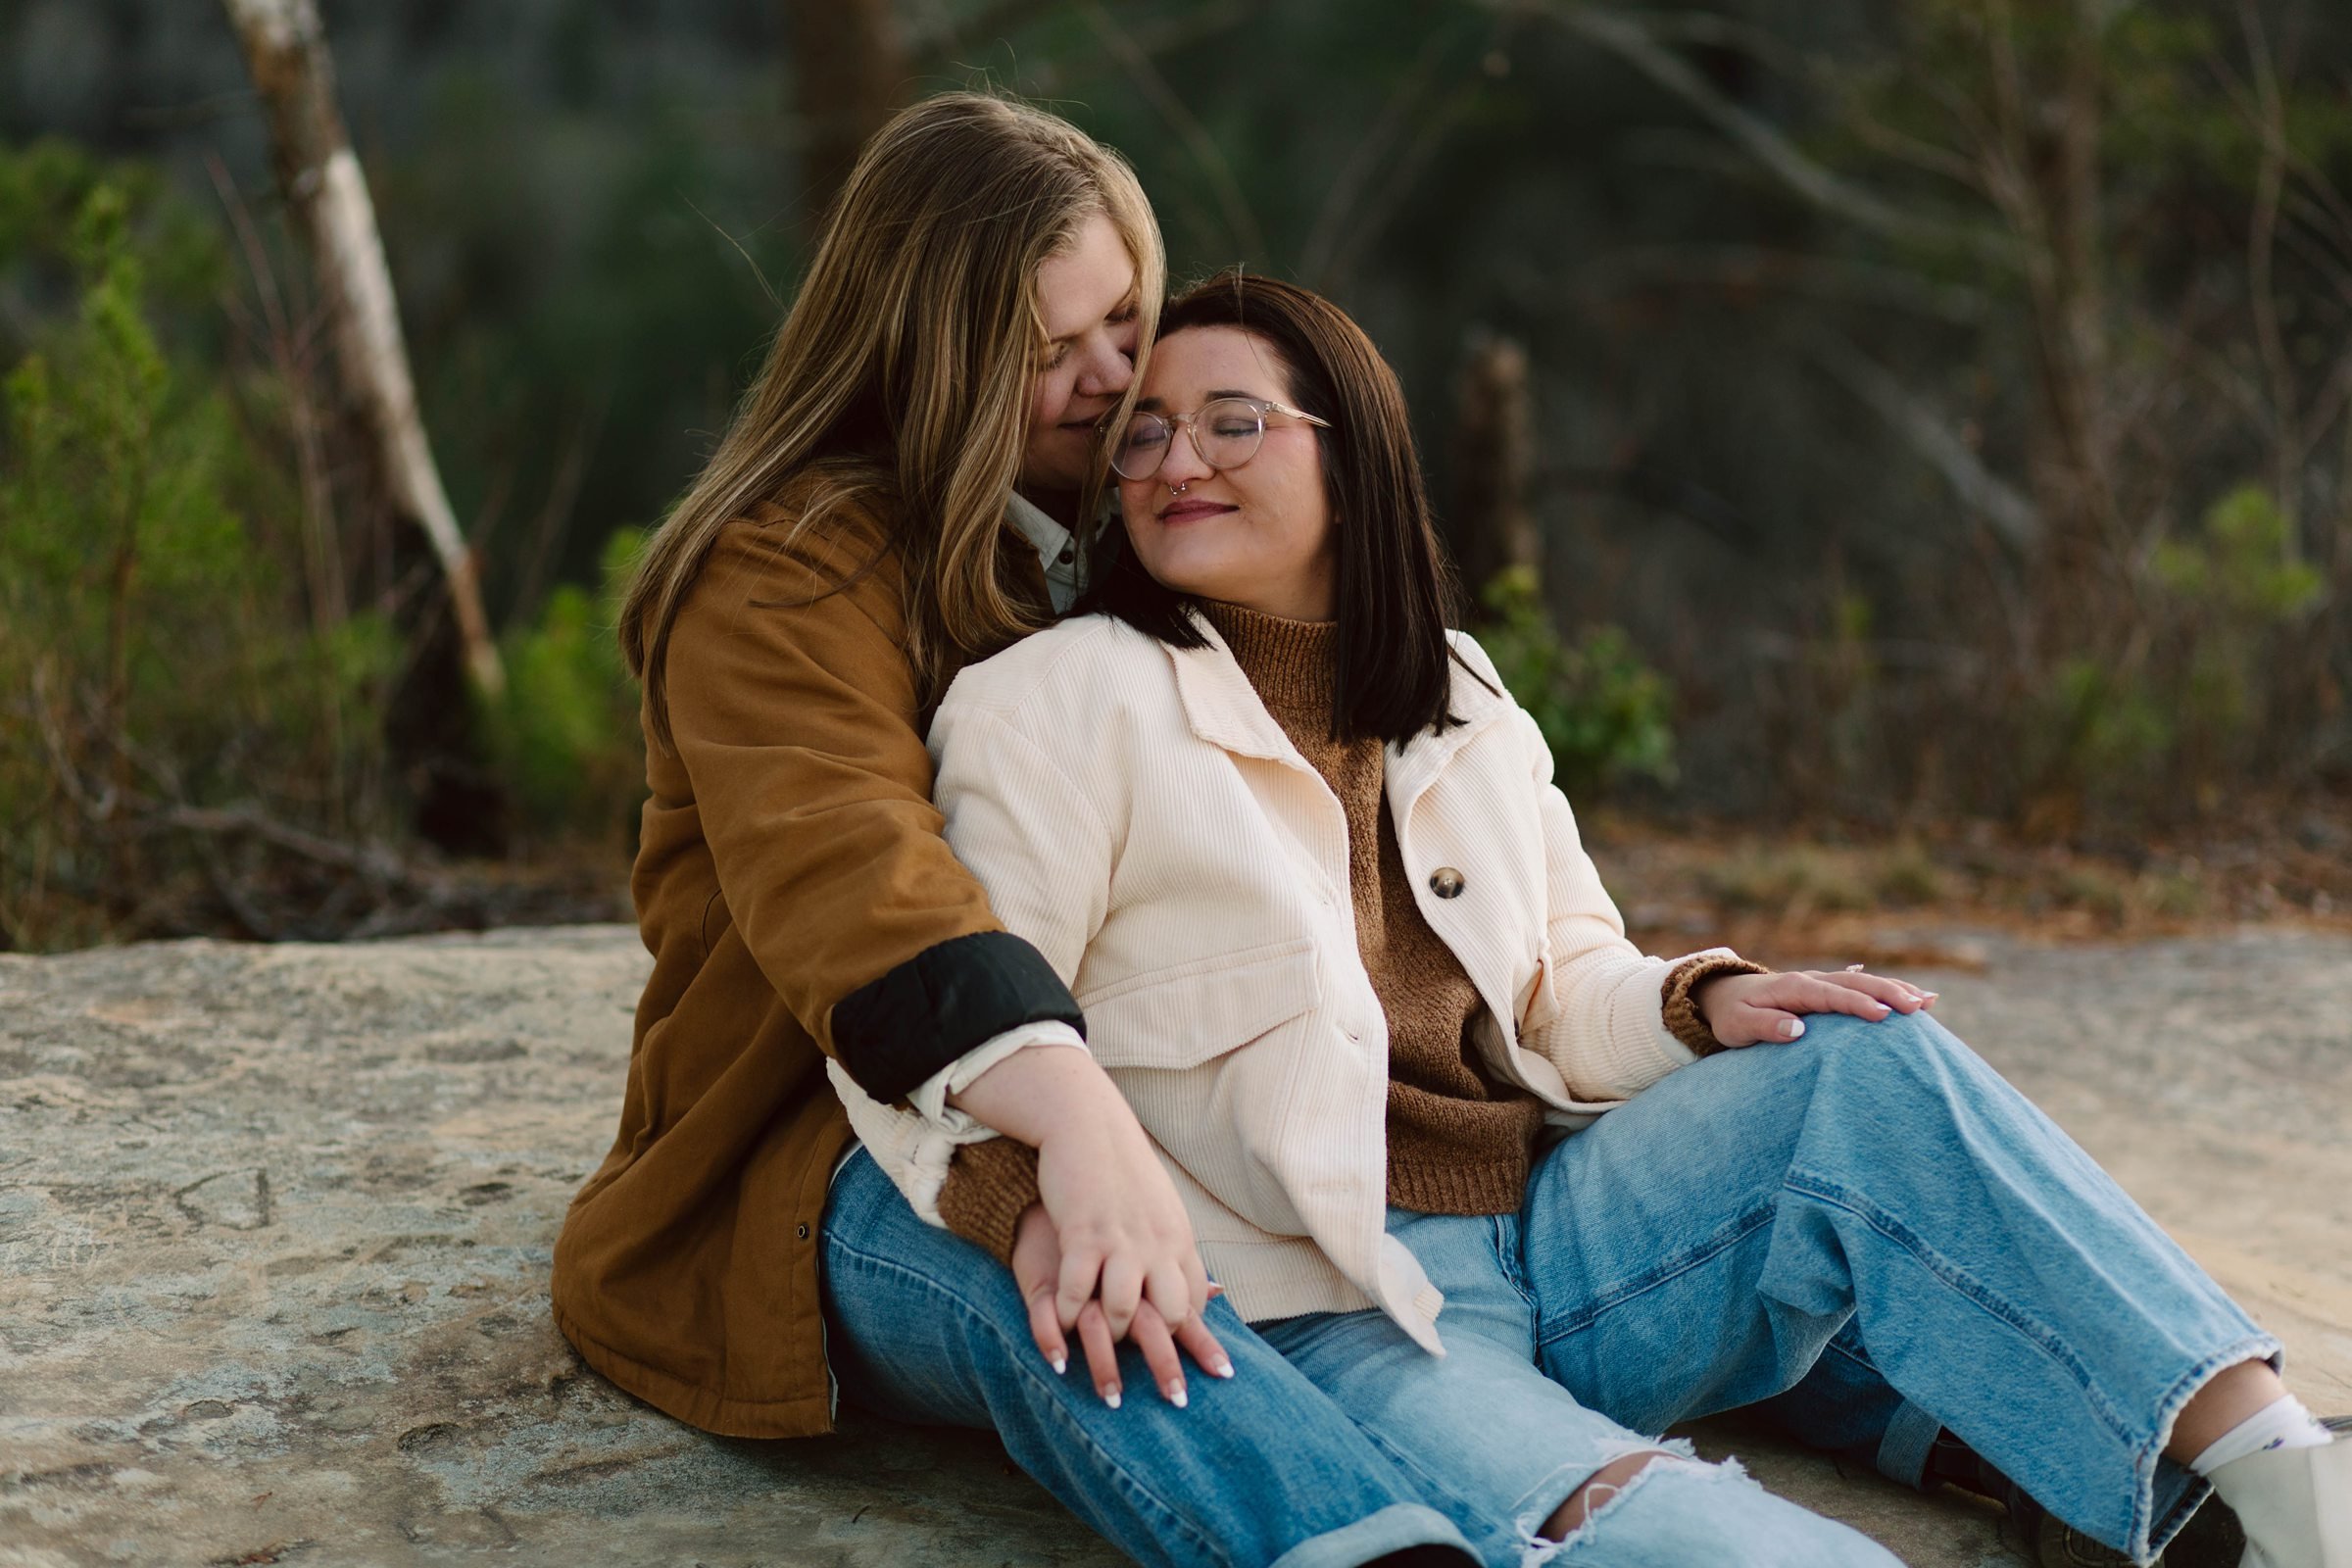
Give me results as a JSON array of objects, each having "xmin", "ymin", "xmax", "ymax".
[{"xmin": 549, "ymin": 494, "xmax": 1076, "ymax": 1439}]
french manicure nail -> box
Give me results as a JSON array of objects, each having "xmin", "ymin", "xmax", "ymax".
[
  {"xmin": 1167, "ymin": 1382, "xmax": 1188, "ymax": 1408},
  {"xmin": 1214, "ymin": 1359, "xmax": 1236, "ymax": 1379},
  {"xmin": 1103, "ymin": 1387, "xmax": 1122, "ymax": 1409},
  {"xmin": 1050, "ymin": 1353, "xmax": 1067, "ymax": 1375},
  {"xmin": 1784, "ymin": 1019, "xmax": 1805, "ymax": 1039}
]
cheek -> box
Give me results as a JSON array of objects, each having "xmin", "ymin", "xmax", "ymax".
[{"xmin": 1028, "ymin": 368, "xmax": 1069, "ymax": 432}]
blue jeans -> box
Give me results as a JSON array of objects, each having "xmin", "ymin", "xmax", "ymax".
[
  {"xmin": 821, "ymin": 1008, "xmax": 2275, "ymax": 1566},
  {"xmin": 1510, "ymin": 1008, "xmax": 2275, "ymax": 1562},
  {"xmin": 821, "ymin": 1146, "xmax": 1474, "ymax": 1567}
]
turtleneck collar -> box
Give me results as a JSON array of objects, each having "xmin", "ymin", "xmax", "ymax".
[{"xmin": 1198, "ymin": 600, "xmax": 1340, "ymax": 722}]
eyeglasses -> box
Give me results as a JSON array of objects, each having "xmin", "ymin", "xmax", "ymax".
[{"xmin": 1109, "ymin": 396, "xmax": 1332, "ymax": 481}]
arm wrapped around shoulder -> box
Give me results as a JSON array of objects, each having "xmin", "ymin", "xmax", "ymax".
[{"xmin": 1659, "ymin": 952, "xmax": 1772, "ymax": 1056}]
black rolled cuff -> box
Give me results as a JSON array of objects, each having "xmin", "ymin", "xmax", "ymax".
[{"xmin": 830, "ymin": 930, "xmax": 1085, "ymax": 1104}]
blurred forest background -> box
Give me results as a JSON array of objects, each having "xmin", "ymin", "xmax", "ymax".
[{"xmin": 5, "ymin": 0, "xmax": 2350, "ymax": 953}]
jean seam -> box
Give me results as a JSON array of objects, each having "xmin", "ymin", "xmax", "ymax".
[
  {"xmin": 1495, "ymin": 1213, "xmax": 1540, "ymax": 1315},
  {"xmin": 822, "ymin": 1233, "xmax": 1226, "ymax": 1563},
  {"xmin": 1777, "ymin": 1168, "xmax": 2139, "ymax": 1449},
  {"xmin": 1346, "ymin": 1409, "xmax": 1514, "ymax": 1553},
  {"xmin": 1533, "ymin": 1200, "xmax": 1778, "ymax": 1351}
]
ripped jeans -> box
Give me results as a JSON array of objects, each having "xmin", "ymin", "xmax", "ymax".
[
  {"xmin": 823, "ymin": 1010, "xmax": 2273, "ymax": 1566},
  {"xmin": 1257, "ymin": 1206, "xmax": 1898, "ymax": 1566},
  {"xmin": 1263, "ymin": 1009, "xmax": 2274, "ymax": 1566}
]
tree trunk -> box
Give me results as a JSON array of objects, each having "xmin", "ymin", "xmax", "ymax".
[
  {"xmin": 1451, "ymin": 333, "xmax": 1540, "ymax": 605},
  {"xmin": 788, "ymin": 0, "xmax": 908, "ymax": 217},
  {"xmin": 220, "ymin": 0, "xmax": 504, "ymax": 700}
]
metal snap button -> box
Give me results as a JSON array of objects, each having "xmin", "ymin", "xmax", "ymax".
[
  {"xmin": 796, "ymin": 1223, "xmax": 810, "ymax": 1241},
  {"xmin": 1429, "ymin": 867, "xmax": 1466, "ymax": 899}
]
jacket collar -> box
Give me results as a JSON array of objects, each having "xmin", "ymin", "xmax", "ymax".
[
  {"xmin": 1166, "ymin": 614, "xmax": 1312, "ymax": 768},
  {"xmin": 1166, "ymin": 616, "xmax": 1516, "ymax": 793},
  {"xmin": 1383, "ymin": 633, "xmax": 1514, "ymax": 817}
]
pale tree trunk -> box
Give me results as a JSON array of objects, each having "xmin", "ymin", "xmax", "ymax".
[
  {"xmin": 221, "ymin": 0, "xmax": 504, "ymax": 698},
  {"xmin": 1452, "ymin": 333, "xmax": 1541, "ymax": 602},
  {"xmin": 788, "ymin": 0, "xmax": 908, "ymax": 216}
]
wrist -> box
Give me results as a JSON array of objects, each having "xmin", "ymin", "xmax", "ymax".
[{"xmin": 950, "ymin": 1042, "xmax": 1117, "ymax": 1146}]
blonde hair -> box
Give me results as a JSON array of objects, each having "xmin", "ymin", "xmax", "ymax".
[{"xmin": 620, "ymin": 92, "xmax": 1164, "ymax": 747}]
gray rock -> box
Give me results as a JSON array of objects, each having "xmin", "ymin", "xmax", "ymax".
[{"xmin": 1, "ymin": 924, "xmax": 2346, "ymax": 1567}]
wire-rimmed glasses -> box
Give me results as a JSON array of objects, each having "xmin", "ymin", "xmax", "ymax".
[{"xmin": 1109, "ymin": 396, "xmax": 1332, "ymax": 481}]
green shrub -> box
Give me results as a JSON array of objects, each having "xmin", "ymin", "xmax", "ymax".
[
  {"xmin": 1477, "ymin": 566, "xmax": 1676, "ymax": 800},
  {"xmin": 0, "ymin": 165, "xmax": 394, "ymax": 949},
  {"xmin": 483, "ymin": 526, "xmax": 646, "ymax": 847}
]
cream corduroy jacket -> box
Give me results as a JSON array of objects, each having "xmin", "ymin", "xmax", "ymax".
[{"xmin": 829, "ymin": 612, "xmax": 1732, "ymax": 1354}]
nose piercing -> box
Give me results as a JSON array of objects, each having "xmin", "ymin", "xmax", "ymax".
[{"xmin": 1169, "ymin": 480, "xmax": 1189, "ymax": 495}]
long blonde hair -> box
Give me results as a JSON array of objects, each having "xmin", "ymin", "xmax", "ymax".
[{"xmin": 620, "ymin": 92, "xmax": 1164, "ymax": 747}]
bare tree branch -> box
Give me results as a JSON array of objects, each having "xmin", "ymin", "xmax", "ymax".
[
  {"xmin": 1299, "ymin": 28, "xmax": 1456, "ymax": 283},
  {"xmin": 1081, "ymin": 1, "xmax": 1265, "ymax": 261},
  {"xmin": 220, "ymin": 0, "xmax": 504, "ymax": 696},
  {"xmin": 204, "ymin": 152, "xmax": 344, "ymax": 639},
  {"xmin": 1493, "ymin": 0, "xmax": 2019, "ymax": 267},
  {"xmin": 1808, "ymin": 333, "xmax": 2041, "ymax": 553}
]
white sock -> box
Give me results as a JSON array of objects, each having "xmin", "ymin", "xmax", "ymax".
[{"xmin": 2190, "ymin": 1395, "xmax": 2335, "ymax": 1476}]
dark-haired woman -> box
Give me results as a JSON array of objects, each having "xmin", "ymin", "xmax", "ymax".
[{"xmin": 842, "ymin": 271, "xmax": 2348, "ymax": 1566}]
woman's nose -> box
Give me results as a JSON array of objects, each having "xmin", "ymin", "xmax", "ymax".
[
  {"xmin": 1158, "ymin": 421, "xmax": 1214, "ymax": 486},
  {"xmin": 1076, "ymin": 336, "xmax": 1133, "ymax": 398}
]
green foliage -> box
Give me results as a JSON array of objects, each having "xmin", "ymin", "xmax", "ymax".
[
  {"xmin": 1477, "ymin": 567, "xmax": 1675, "ymax": 800},
  {"xmin": 2031, "ymin": 657, "xmax": 2174, "ymax": 815},
  {"xmin": 483, "ymin": 527, "xmax": 646, "ymax": 847},
  {"xmin": 2154, "ymin": 485, "xmax": 2325, "ymax": 622},
  {"xmin": 2026, "ymin": 484, "xmax": 2324, "ymax": 818},
  {"xmin": 0, "ymin": 159, "xmax": 392, "ymax": 950}
]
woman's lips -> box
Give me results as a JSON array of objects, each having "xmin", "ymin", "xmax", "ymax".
[{"xmin": 1157, "ymin": 500, "xmax": 1233, "ymax": 524}]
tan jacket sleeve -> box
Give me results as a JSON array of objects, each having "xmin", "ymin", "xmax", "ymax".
[{"xmin": 662, "ymin": 516, "xmax": 1081, "ymax": 1102}]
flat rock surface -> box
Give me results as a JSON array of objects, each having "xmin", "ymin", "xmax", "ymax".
[{"xmin": 2, "ymin": 923, "xmax": 2347, "ymax": 1567}]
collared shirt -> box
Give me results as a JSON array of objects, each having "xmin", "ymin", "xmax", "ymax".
[{"xmin": 1004, "ymin": 490, "xmax": 1085, "ymax": 614}]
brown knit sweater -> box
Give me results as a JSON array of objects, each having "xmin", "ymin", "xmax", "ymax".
[
  {"xmin": 1202, "ymin": 602, "xmax": 1547, "ymax": 1213},
  {"xmin": 931, "ymin": 603, "xmax": 1763, "ymax": 1256}
]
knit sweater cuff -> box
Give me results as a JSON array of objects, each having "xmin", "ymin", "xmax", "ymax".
[
  {"xmin": 1660, "ymin": 953, "xmax": 1772, "ymax": 1056},
  {"xmin": 935, "ymin": 1138, "xmax": 1042, "ymax": 1266}
]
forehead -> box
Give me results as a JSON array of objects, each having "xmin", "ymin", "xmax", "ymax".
[
  {"xmin": 1139, "ymin": 325, "xmax": 1293, "ymax": 403},
  {"xmin": 1037, "ymin": 211, "xmax": 1136, "ymax": 338}
]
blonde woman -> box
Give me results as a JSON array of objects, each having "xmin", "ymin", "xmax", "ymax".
[
  {"xmin": 553, "ymin": 96, "xmax": 1495, "ymax": 1567},
  {"xmin": 841, "ymin": 271, "xmax": 2348, "ymax": 1566}
]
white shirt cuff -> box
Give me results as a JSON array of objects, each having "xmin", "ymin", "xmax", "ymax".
[{"xmin": 904, "ymin": 1020, "xmax": 1087, "ymax": 1131}]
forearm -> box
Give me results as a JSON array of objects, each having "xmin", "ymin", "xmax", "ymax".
[{"xmin": 947, "ymin": 1040, "xmax": 1124, "ymax": 1146}]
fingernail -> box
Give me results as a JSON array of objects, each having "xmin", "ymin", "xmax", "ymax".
[
  {"xmin": 1103, "ymin": 1386, "xmax": 1122, "ymax": 1409},
  {"xmin": 1050, "ymin": 1353, "xmax": 1067, "ymax": 1375},
  {"xmin": 1922, "ymin": 992, "xmax": 1939, "ymax": 1001},
  {"xmin": 1784, "ymin": 1019, "xmax": 1805, "ymax": 1039},
  {"xmin": 1872, "ymin": 1004, "xmax": 1891, "ymax": 1017},
  {"xmin": 1166, "ymin": 1381, "xmax": 1188, "ymax": 1408},
  {"xmin": 1214, "ymin": 1359, "xmax": 1236, "ymax": 1379}
]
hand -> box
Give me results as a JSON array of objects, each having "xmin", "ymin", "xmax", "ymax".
[
  {"xmin": 1010, "ymin": 1202, "xmax": 1235, "ymax": 1408},
  {"xmin": 951, "ymin": 1043, "xmax": 1211, "ymax": 1342},
  {"xmin": 1695, "ymin": 966, "xmax": 1936, "ymax": 1049}
]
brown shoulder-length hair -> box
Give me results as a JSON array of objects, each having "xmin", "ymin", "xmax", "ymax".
[
  {"xmin": 618, "ymin": 92, "xmax": 1164, "ymax": 749},
  {"xmin": 1079, "ymin": 270, "xmax": 1468, "ymax": 745}
]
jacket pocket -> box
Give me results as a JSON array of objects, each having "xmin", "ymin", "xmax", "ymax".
[{"xmin": 1077, "ymin": 937, "xmax": 1320, "ymax": 1071}]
